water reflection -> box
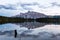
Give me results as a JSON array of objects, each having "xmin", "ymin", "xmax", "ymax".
[
  {"xmin": 0, "ymin": 22, "xmax": 60, "ymax": 40},
  {"xmin": 0, "ymin": 23, "xmax": 20, "ymax": 31},
  {"xmin": 14, "ymin": 21, "xmax": 47, "ymax": 29}
]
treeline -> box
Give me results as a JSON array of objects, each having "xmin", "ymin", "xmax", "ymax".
[
  {"xmin": 8, "ymin": 17, "xmax": 35, "ymax": 22},
  {"xmin": 0, "ymin": 16, "xmax": 35, "ymax": 23},
  {"xmin": 36, "ymin": 18, "xmax": 60, "ymax": 23},
  {"xmin": 0, "ymin": 16, "xmax": 60, "ymax": 23}
]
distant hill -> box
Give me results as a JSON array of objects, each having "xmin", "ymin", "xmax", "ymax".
[
  {"xmin": 13, "ymin": 11, "xmax": 48, "ymax": 19},
  {"xmin": 51, "ymin": 16, "xmax": 60, "ymax": 18}
]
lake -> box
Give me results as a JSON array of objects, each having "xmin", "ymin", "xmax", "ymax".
[{"xmin": 0, "ymin": 22, "xmax": 60, "ymax": 40}]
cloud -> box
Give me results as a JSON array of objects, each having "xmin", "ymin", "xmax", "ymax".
[
  {"xmin": 20, "ymin": 2, "xmax": 39, "ymax": 10},
  {"xmin": 0, "ymin": 0, "xmax": 60, "ymax": 16},
  {"xmin": 0, "ymin": 5, "xmax": 16, "ymax": 10},
  {"xmin": 20, "ymin": 2, "xmax": 38, "ymax": 6},
  {"xmin": 0, "ymin": 2, "xmax": 39, "ymax": 10},
  {"xmin": 0, "ymin": 0, "xmax": 19, "ymax": 4},
  {"xmin": 51, "ymin": 2, "xmax": 60, "ymax": 7},
  {"xmin": 0, "ymin": 0, "xmax": 55, "ymax": 10},
  {"xmin": 0, "ymin": 9, "xmax": 21, "ymax": 17}
]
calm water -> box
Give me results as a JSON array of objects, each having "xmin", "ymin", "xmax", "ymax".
[{"xmin": 0, "ymin": 22, "xmax": 60, "ymax": 40}]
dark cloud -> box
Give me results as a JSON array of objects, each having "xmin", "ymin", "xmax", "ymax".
[
  {"xmin": 20, "ymin": 2, "xmax": 39, "ymax": 10},
  {"xmin": 38, "ymin": 5, "xmax": 48, "ymax": 9},
  {"xmin": 0, "ymin": 3, "xmax": 38, "ymax": 10},
  {"xmin": 21, "ymin": 2, "xmax": 38, "ymax": 6},
  {"xmin": 51, "ymin": 2, "xmax": 60, "ymax": 6},
  {"xmin": 0, "ymin": 5, "xmax": 16, "ymax": 10}
]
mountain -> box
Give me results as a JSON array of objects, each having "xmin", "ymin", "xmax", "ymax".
[{"xmin": 13, "ymin": 11, "xmax": 48, "ymax": 19}]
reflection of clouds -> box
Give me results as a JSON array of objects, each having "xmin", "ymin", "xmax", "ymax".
[
  {"xmin": 0, "ymin": 23, "xmax": 20, "ymax": 31},
  {"xmin": 0, "ymin": 24, "xmax": 60, "ymax": 40},
  {"xmin": 33, "ymin": 24, "xmax": 60, "ymax": 34},
  {"xmin": 0, "ymin": 30, "xmax": 60, "ymax": 40}
]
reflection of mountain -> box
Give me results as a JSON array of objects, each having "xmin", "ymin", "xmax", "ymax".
[
  {"xmin": 14, "ymin": 11, "xmax": 48, "ymax": 19},
  {"xmin": 14, "ymin": 21, "xmax": 47, "ymax": 29}
]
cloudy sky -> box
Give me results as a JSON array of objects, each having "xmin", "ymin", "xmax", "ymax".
[{"xmin": 0, "ymin": 0, "xmax": 60, "ymax": 17}]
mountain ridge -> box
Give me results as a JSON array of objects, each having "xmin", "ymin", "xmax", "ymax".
[{"xmin": 13, "ymin": 11, "xmax": 48, "ymax": 19}]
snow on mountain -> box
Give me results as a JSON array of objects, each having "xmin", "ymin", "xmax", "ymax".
[{"xmin": 14, "ymin": 11, "xmax": 48, "ymax": 19}]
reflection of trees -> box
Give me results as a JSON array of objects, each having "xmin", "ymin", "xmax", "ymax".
[{"xmin": 0, "ymin": 16, "xmax": 60, "ymax": 24}]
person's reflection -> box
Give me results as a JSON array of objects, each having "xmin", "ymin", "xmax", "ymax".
[{"xmin": 14, "ymin": 30, "xmax": 17, "ymax": 38}]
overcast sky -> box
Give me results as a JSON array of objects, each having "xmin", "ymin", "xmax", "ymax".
[{"xmin": 0, "ymin": 0, "xmax": 60, "ymax": 16}]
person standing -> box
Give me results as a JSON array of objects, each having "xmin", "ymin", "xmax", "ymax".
[{"xmin": 14, "ymin": 30, "xmax": 17, "ymax": 38}]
